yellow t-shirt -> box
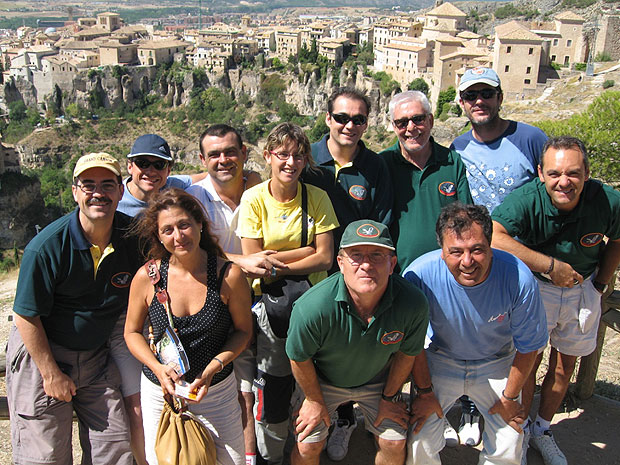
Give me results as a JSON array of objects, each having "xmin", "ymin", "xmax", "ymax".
[{"xmin": 237, "ymin": 180, "xmax": 339, "ymax": 292}]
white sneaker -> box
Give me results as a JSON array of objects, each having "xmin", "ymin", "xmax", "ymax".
[
  {"xmin": 326, "ymin": 418, "xmax": 357, "ymax": 461},
  {"xmin": 530, "ymin": 430, "xmax": 567, "ymax": 465},
  {"xmin": 521, "ymin": 425, "xmax": 531, "ymax": 465},
  {"xmin": 458, "ymin": 413, "xmax": 482, "ymax": 447},
  {"xmin": 443, "ymin": 418, "xmax": 459, "ymax": 447}
]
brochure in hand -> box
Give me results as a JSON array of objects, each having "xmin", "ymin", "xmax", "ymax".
[{"xmin": 156, "ymin": 326, "xmax": 190, "ymax": 376}]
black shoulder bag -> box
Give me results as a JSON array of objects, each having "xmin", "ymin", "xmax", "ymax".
[{"xmin": 260, "ymin": 183, "xmax": 312, "ymax": 338}]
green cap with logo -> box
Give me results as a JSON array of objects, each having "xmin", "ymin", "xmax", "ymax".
[{"xmin": 339, "ymin": 219, "xmax": 395, "ymax": 251}]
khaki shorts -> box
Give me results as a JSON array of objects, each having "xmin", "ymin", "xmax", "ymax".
[
  {"xmin": 538, "ymin": 277, "xmax": 602, "ymax": 357},
  {"xmin": 295, "ymin": 379, "xmax": 407, "ymax": 444},
  {"xmin": 6, "ymin": 326, "xmax": 132, "ymax": 465}
]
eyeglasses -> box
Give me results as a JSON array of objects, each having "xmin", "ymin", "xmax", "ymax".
[
  {"xmin": 393, "ymin": 114, "xmax": 428, "ymax": 130},
  {"xmin": 330, "ymin": 113, "xmax": 368, "ymax": 126},
  {"xmin": 132, "ymin": 158, "xmax": 169, "ymax": 170},
  {"xmin": 460, "ymin": 88, "xmax": 499, "ymax": 102},
  {"xmin": 269, "ymin": 151, "xmax": 305, "ymax": 162},
  {"xmin": 74, "ymin": 180, "xmax": 119, "ymax": 194},
  {"xmin": 344, "ymin": 251, "xmax": 392, "ymax": 266}
]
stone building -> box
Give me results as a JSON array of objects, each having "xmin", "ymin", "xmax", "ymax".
[{"xmin": 137, "ymin": 40, "xmax": 191, "ymax": 66}]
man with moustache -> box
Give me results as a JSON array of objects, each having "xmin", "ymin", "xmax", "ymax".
[
  {"xmin": 491, "ymin": 137, "xmax": 620, "ymax": 465},
  {"xmin": 451, "ymin": 68, "xmax": 547, "ymax": 213},
  {"xmin": 379, "ymin": 90, "xmax": 472, "ymax": 272},
  {"xmin": 6, "ymin": 153, "xmax": 139, "ymax": 465}
]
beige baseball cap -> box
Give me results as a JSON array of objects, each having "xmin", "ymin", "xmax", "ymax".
[{"xmin": 73, "ymin": 152, "xmax": 122, "ymax": 178}]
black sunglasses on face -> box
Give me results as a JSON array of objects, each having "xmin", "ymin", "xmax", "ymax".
[
  {"xmin": 132, "ymin": 158, "xmax": 169, "ymax": 170},
  {"xmin": 393, "ymin": 114, "xmax": 428, "ymax": 130},
  {"xmin": 460, "ymin": 88, "xmax": 499, "ymax": 102},
  {"xmin": 330, "ymin": 112, "xmax": 368, "ymax": 126}
]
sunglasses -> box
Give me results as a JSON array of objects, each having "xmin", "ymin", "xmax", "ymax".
[
  {"xmin": 330, "ymin": 113, "xmax": 368, "ymax": 126},
  {"xmin": 460, "ymin": 88, "xmax": 499, "ymax": 102},
  {"xmin": 132, "ymin": 158, "xmax": 169, "ymax": 170},
  {"xmin": 393, "ymin": 114, "xmax": 428, "ymax": 130}
]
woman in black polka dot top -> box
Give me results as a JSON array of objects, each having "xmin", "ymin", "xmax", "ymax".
[{"xmin": 125, "ymin": 188, "xmax": 252, "ymax": 465}]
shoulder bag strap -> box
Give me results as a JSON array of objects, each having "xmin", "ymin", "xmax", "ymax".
[{"xmin": 301, "ymin": 182, "xmax": 308, "ymax": 248}]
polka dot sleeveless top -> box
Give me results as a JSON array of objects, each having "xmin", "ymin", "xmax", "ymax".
[{"xmin": 143, "ymin": 253, "xmax": 233, "ymax": 385}]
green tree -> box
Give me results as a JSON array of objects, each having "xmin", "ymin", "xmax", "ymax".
[
  {"xmin": 373, "ymin": 71, "xmax": 400, "ymax": 96},
  {"xmin": 307, "ymin": 115, "xmax": 329, "ymax": 143},
  {"xmin": 408, "ymin": 78, "xmax": 430, "ymax": 96},
  {"xmin": 534, "ymin": 91, "xmax": 620, "ymax": 183},
  {"xmin": 271, "ymin": 57, "xmax": 285, "ymax": 71},
  {"xmin": 8, "ymin": 101, "xmax": 27, "ymax": 121},
  {"xmin": 435, "ymin": 87, "xmax": 456, "ymax": 117}
]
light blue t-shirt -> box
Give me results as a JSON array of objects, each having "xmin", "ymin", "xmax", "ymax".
[
  {"xmin": 117, "ymin": 175, "xmax": 192, "ymax": 217},
  {"xmin": 402, "ymin": 249, "xmax": 547, "ymax": 360},
  {"xmin": 451, "ymin": 121, "xmax": 547, "ymax": 213}
]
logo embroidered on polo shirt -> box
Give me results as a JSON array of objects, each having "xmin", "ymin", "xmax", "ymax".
[
  {"xmin": 349, "ymin": 185, "xmax": 367, "ymax": 200},
  {"xmin": 488, "ymin": 311, "xmax": 508, "ymax": 323},
  {"xmin": 111, "ymin": 272, "xmax": 132, "ymax": 288},
  {"xmin": 438, "ymin": 181, "xmax": 456, "ymax": 196},
  {"xmin": 580, "ymin": 233, "xmax": 604, "ymax": 247},
  {"xmin": 357, "ymin": 224, "xmax": 380, "ymax": 238},
  {"xmin": 381, "ymin": 331, "xmax": 404, "ymax": 345}
]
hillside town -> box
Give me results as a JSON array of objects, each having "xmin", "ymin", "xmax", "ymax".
[{"xmin": 1, "ymin": 1, "xmax": 619, "ymax": 111}]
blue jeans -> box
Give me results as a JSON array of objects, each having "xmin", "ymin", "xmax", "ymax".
[{"xmin": 407, "ymin": 346, "xmax": 523, "ymax": 465}]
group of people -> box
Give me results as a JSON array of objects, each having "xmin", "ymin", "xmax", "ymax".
[{"xmin": 6, "ymin": 66, "xmax": 620, "ymax": 465}]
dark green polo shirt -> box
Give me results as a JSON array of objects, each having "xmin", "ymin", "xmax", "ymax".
[
  {"xmin": 305, "ymin": 135, "xmax": 393, "ymax": 249},
  {"xmin": 492, "ymin": 179, "xmax": 620, "ymax": 279},
  {"xmin": 380, "ymin": 138, "xmax": 472, "ymax": 271},
  {"xmin": 285, "ymin": 272, "xmax": 428, "ymax": 388},
  {"xmin": 13, "ymin": 209, "xmax": 140, "ymax": 350}
]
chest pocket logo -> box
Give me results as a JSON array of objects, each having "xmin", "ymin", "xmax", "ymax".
[
  {"xmin": 381, "ymin": 330, "xmax": 404, "ymax": 345},
  {"xmin": 349, "ymin": 185, "xmax": 367, "ymax": 200},
  {"xmin": 438, "ymin": 181, "xmax": 456, "ymax": 196},
  {"xmin": 111, "ymin": 272, "xmax": 132, "ymax": 288},
  {"xmin": 580, "ymin": 233, "xmax": 604, "ymax": 247}
]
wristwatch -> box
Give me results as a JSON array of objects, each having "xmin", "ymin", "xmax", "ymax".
[
  {"xmin": 593, "ymin": 281, "xmax": 609, "ymax": 294},
  {"xmin": 415, "ymin": 384, "xmax": 434, "ymax": 395},
  {"xmin": 381, "ymin": 392, "xmax": 400, "ymax": 403}
]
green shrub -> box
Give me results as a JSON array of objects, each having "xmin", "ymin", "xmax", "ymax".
[
  {"xmin": 574, "ymin": 63, "xmax": 586, "ymax": 71},
  {"xmin": 595, "ymin": 52, "xmax": 613, "ymax": 62},
  {"xmin": 435, "ymin": 87, "xmax": 456, "ymax": 118},
  {"xmin": 603, "ymin": 80, "xmax": 615, "ymax": 89},
  {"xmin": 408, "ymin": 78, "xmax": 430, "ymax": 96},
  {"xmin": 550, "ymin": 62, "xmax": 561, "ymax": 70}
]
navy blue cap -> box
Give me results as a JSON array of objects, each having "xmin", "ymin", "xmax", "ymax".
[{"xmin": 128, "ymin": 134, "xmax": 172, "ymax": 161}]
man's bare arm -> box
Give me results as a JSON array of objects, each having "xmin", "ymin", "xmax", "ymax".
[
  {"xmin": 14, "ymin": 314, "xmax": 77, "ymax": 402},
  {"xmin": 492, "ymin": 221, "xmax": 583, "ymax": 287},
  {"xmin": 593, "ymin": 239, "xmax": 620, "ymax": 287},
  {"xmin": 409, "ymin": 350, "xmax": 443, "ymax": 433},
  {"xmin": 373, "ymin": 351, "xmax": 415, "ymax": 430},
  {"xmin": 488, "ymin": 350, "xmax": 538, "ymax": 432},
  {"xmin": 290, "ymin": 359, "xmax": 331, "ymax": 441}
]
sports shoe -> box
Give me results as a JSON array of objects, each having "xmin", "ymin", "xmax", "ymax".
[
  {"xmin": 326, "ymin": 418, "xmax": 357, "ymax": 461},
  {"xmin": 520, "ymin": 424, "xmax": 531, "ymax": 465},
  {"xmin": 458, "ymin": 413, "xmax": 482, "ymax": 447},
  {"xmin": 443, "ymin": 418, "xmax": 459, "ymax": 447},
  {"xmin": 530, "ymin": 430, "xmax": 567, "ymax": 465}
]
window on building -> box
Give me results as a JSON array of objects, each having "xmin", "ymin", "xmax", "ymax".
[
  {"xmin": 524, "ymin": 79, "xmax": 531, "ymax": 84},
  {"xmin": 505, "ymin": 65, "xmax": 509, "ymax": 72},
  {"xmin": 564, "ymin": 56, "xmax": 570, "ymax": 65},
  {"xmin": 526, "ymin": 66, "xmax": 531, "ymax": 74},
  {"xmin": 567, "ymin": 40, "xmax": 572, "ymax": 47},
  {"xmin": 529, "ymin": 48, "xmax": 533, "ymax": 55},
  {"xmin": 551, "ymin": 54, "xmax": 556, "ymax": 62},
  {"xmin": 507, "ymin": 46, "xmax": 512, "ymax": 53},
  {"xmin": 553, "ymin": 39, "xmax": 558, "ymax": 46}
]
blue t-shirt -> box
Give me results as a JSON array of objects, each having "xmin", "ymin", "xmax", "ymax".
[
  {"xmin": 118, "ymin": 175, "xmax": 192, "ymax": 217},
  {"xmin": 451, "ymin": 121, "xmax": 547, "ymax": 213},
  {"xmin": 402, "ymin": 249, "xmax": 547, "ymax": 360}
]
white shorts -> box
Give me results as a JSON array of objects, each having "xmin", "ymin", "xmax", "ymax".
[{"xmin": 537, "ymin": 277, "xmax": 602, "ymax": 357}]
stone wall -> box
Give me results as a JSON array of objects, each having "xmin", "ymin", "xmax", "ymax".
[
  {"xmin": 0, "ymin": 180, "xmax": 46, "ymax": 248},
  {"xmin": 595, "ymin": 15, "xmax": 620, "ymax": 60}
]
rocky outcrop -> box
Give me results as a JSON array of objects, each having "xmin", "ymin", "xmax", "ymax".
[{"xmin": 0, "ymin": 179, "xmax": 47, "ymax": 248}]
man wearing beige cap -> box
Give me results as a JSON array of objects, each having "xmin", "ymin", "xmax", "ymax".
[{"xmin": 6, "ymin": 152, "xmax": 139, "ymax": 465}]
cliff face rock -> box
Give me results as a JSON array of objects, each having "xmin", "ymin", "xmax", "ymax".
[
  {"xmin": 3, "ymin": 77, "xmax": 38, "ymax": 108},
  {"xmin": 0, "ymin": 181, "xmax": 47, "ymax": 248},
  {"xmin": 15, "ymin": 129, "xmax": 72, "ymax": 169}
]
